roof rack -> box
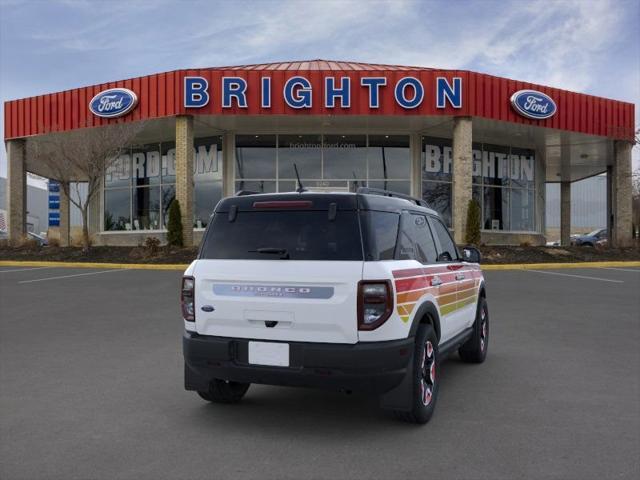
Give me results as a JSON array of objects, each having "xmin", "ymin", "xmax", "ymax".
[
  {"xmin": 356, "ymin": 187, "xmax": 430, "ymax": 208},
  {"xmin": 235, "ymin": 190, "xmax": 261, "ymax": 196}
]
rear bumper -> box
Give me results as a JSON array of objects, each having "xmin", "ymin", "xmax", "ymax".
[{"xmin": 183, "ymin": 332, "xmax": 414, "ymax": 394}]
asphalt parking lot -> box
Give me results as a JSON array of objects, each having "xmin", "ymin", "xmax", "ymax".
[{"xmin": 1, "ymin": 265, "xmax": 639, "ymax": 480}]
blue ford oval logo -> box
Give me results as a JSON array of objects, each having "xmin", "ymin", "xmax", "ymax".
[
  {"xmin": 89, "ymin": 88, "xmax": 138, "ymax": 118},
  {"xmin": 510, "ymin": 89, "xmax": 556, "ymax": 120}
]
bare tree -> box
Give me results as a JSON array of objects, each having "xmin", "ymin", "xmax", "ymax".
[{"xmin": 27, "ymin": 121, "xmax": 144, "ymax": 250}]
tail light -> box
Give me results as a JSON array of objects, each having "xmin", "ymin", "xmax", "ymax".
[
  {"xmin": 357, "ymin": 280, "xmax": 393, "ymax": 330},
  {"xmin": 181, "ymin": 276, "xmax": 195, "ymax": 322}
]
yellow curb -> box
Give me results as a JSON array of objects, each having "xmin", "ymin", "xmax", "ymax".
[
  {"xmin": 1, "ymin": 260, "xmax": 639, "ymax": 272},
  {"xmin": 481, "ymin": 261, "xmax": 640, "ymax": 270},
  {"xmin": 0, "ymin": 260, "xmax": 189, "ymax": 270}
]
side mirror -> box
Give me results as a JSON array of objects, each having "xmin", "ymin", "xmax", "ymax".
[
  {"xmin": 462, "ymin": 246, "xmax": 481, "ymax": 263},
  {"xmin": 437, "ymin": 252, "xmax": 452, "ymax": 262}
]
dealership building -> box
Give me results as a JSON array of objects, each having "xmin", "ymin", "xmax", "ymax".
[{"xmin": 3, "ymin": 60, "xmax": 635, "ymax": 246}]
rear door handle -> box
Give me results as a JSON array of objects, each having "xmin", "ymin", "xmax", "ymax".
[{"xmin": 455, "ymin": 273, "xmax": 465, "ymax": 281}]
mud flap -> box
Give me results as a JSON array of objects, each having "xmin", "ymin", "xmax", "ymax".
[
  {"xmin": 378, "ymin": 350, "xmax": 414, "ymax": 412},
  {"xmin": 184, "ymin": 363, "xmax": 210, "ymax": 391}
]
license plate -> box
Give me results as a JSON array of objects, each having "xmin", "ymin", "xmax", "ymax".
[{"xmin": 248, "ymin": 341, "xmax": 289, "ymax": 367}]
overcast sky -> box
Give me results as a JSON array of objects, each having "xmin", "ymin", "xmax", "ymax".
[{"xmin": 1, "ymin": 0, "xmax": 638, "ymax": 180}]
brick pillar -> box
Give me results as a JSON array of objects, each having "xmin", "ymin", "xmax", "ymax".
[
  {"xmin": 611, "ymin": 141, "xmax": 633, "ymax": 247},
  {"xmin": 452, "ymin": 117, "xmax": 473, "ymax": 244},
  {"xmin": 59, "ymin": 182, "xmax": 70, "ymax": 246},
  {"xmin": 6, "ymin": 139, "xmax": 27, "ymax": 244},
  {"xmin": 222, "ymin": 133, "xmax": 235, "ymax": 197},
  {"xmin": 175, "ymin": 115, "xmax": 194, "ymax": 246},
  {"xmin": 560, "ymin": 181, "xmax": 571, "ymax": 246},
  {"xmin": 410, "ymin": 133, "xmax": 422, "ymax": 198}
]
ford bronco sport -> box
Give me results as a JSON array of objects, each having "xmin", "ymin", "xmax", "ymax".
[{"xmin": 182, "ymin": 188, "xmax": 488, "ymax": 423}]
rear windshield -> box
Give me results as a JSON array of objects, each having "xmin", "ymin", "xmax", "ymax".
[{"xmin": 200, "ymin": 210, "xmax": 364, "ymax": 261}]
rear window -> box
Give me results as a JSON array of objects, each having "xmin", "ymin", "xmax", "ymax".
[{"xmin": 200, "ymin": 210, "xmax": 363, "ymax": 261}]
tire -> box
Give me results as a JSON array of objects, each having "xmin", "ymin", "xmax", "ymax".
[
  {"xmin": 459, "ymin": 297, "xmax": 489, "ymax": 363},
  {"xmin": 393, "ymin": 324, "xmax": 439, "ymax": 424},
  {"xmin": 197, "ymin": 379, "xmax": 250, "ymax": 404}
]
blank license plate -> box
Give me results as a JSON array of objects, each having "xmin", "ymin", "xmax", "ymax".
[{"xmin": 248, "ymin": 341, "xmax": 289, "ymax": 367}]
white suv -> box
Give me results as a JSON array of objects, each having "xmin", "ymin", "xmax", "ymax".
[{"xmin": 182, "ymin": 188, "xmax": 488, "ymax": 423}]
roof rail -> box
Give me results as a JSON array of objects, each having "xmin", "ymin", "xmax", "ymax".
[
  {"xmin": 356, "ymin": 187, "xmax": 430, "ymax": 208},
  {"xmin": 235, "ymin": 190, "xmax": 260, "ymax": 196}
]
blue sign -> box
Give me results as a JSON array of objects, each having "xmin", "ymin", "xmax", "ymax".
[
  {"xmin": 89, "ymin": 88, "xmax": 138, "ymax": 118},
  {"xmin": 48, "ymin": 212, "xmax": 60, "ymax": 227},
  {"xmin": 48, "ymin": 181, "xmax": 60, "ymax": 193},
  {"xmin": 510, "ymin": 90, "xmax": 557, "ymax": 120},
  {"xmin": 48, "ymin": 199, "xmax": 60, "ymax": 210}
]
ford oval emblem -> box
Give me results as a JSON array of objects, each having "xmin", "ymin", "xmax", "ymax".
[
  {"xmin": 510, "ymin": 89, "xmax": 556, "ymax": 120},
  {"xmin": 89, "ymin": 88, "xmax": 138, "ymax": 118}
]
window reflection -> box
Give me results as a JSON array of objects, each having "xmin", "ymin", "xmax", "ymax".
[
  {"xmin": 235, "ymin": 135, "xmax": 276, "ymax": 179},
  {"xmin": 368, "ymin": 135, "xmax": 410, "ymax": 180},
  {"xmin": 278, "ymin": 134, "xmax": 322, "ymax": 179},
  {"xmin": 322, "ymin": 135, "xmax": 367, "ymax": 179},
  {"xmin": 104, "ymin": 188, "xmax": 131, "ymax": 231}
]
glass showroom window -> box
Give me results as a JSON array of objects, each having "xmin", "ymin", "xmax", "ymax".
[
  {"xmin": 104, "ymin": 152, "xmax": 131, "ymax": 231},
  {"xmin": 422, "ymin": 137, "xmax": 453, "ymax": 226},
  {"xmin": 235, "ymin": 134, "xmax": 410, "ymax": 194},
  {"xmin": 194, "ymin": 136, "xmax": 223, "ymax": 228},
  {"xmin": 104, "ymin": 136, "xmax": 223, "ymax": 231},
  {"xmin": 160, "ymin": 141, "xmax": 176, "ymax": 228},
  {"xmin": 422, "ymin": 137, "xmax": 536, "ymax": 232},
  {"xmin": 235, "ymin": 135, "xmax": 277, "ymax": 194},
  {"xmin": 474, "ymin": 144, "xmax": 536, "ymax": 232},
  {"xmin": 367, "ymin": 135, "xmax": 411, "ymax": 194},
  {"xmin": 131, "ymin": 143, "xmax": 162, "ymax": 230},
  {"xmin": 479, "ymin": 143, "xmax": 510, "ymax": 231}
]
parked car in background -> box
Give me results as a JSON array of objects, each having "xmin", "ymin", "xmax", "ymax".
[
  {"xmin": 571, "ymin": 229, "xmax": 607, "ymax": 247},
  {"xmin": 0, "ymin": 230, "xmax": 48, "ymax": 245}
]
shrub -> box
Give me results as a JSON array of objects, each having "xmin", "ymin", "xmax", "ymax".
[
  {"xmin": 465, "ymin": 199, "xmax": 482, "ymax": 245},
  {"xmin": 48, "ymin": 237, "xmax": 61, "ymax": 248},
  {"xmin": 166, "ymin": 199, "xmax": 183, "ymax": 247},
  {"xmin": 18, "ymin": 237, "xmax": 40, "ymax": 251},
  {"xmin": 144, "ymin": 236, "xmax": 161, "ymax": 256}
]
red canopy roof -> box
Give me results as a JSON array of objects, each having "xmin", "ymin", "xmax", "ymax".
[{"xmin": 4, "ymin": 59, "xmax": 635, "ymax": 141}]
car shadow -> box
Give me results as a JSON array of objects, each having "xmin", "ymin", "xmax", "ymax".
[{"xmin": 181, "ymin": 355, "xmax": 469, "ymax": 437}]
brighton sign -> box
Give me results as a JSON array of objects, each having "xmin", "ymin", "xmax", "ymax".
[
  {"xmin": 510, "ymin": 89, "xmax": 557, "ymax": 120},
  {"xmin": 183, "ymin": 75, "xmax": 463, "ymax": 110}
]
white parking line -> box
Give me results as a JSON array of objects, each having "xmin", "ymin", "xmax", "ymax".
[
  {"xmin": 527, "ymin": 269, "xmax": 624, "ymax": 283},
  {"xmin": 598, "ymin": 267, "xmax": 640, "ymax": 273},
  {"xmin": 18, "ymin": 269, "xmax": 126, "ymax": 284},
  {"xmin": 0, "ymin": 266, "xmax": 56, "ymax": 273}
]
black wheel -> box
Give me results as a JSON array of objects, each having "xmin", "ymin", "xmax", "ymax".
[
  {"xmin": 197, "ymin": 379, "xmax": 250, "ymax": 404},
  {"xmin": 393, "ymin": 324, "xmax": 439, "ymax": 424},
  {"xmin": 459, "ymin": 296, "xmax": 489, "ymax": 363}
]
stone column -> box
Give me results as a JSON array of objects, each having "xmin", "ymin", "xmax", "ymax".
[
  {"xmin": 222, "ymin": 133, "xmax": 235, "ymax": 197},
  {"xmin": 59, "ymin": 182, "xmax": 70, "ymax": 247},
  {"xmin": 611, "ymin": 141, "xmax": 633, "ymax": 247},
  {"xmin": 452, "ymin": 117, "xmax": 473, "ymax": 244},
  {"xmin": 606, "ymin": 165, "xmax": 613, "ymax": 244},
  {"xmin": 560, "ymin": 181, "xmax": 571, "ymax": 246},
  {"xmin": 410, "ymin": 133, "xmax": 422, "ymax": 198},
  {"xmin": 6, "ymin": 139, "xmax": 27, "ymax": 244},
  {"xmin": 175, "ymin": 115, "xmax": 194, "ymax": 246}
]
